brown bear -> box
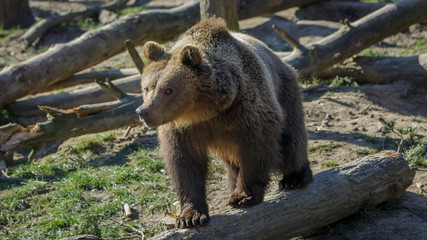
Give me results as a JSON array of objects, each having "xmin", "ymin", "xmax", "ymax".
[{"xmin": 136, "ymin": 17, "xmax": 313, "ymax": 228}]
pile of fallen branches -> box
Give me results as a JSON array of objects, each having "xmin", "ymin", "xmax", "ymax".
[{"xmin": 0, "ymin": 0, "xmax": 426, "ymax": 156}]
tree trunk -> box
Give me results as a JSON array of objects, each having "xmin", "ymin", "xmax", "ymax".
[
  {"xmin": 200, "ymin": 0, "xmax": 240, "ymax": 31},
  {"xmin": 281, "ymin": 0, "xmax": 427, "ymax": 78},
  {"xmin": 0, "ymin": 0, "xmax": 34, "ymax": 28},
  {"xmin": 151, "ymin": 152, "xmax": 414, "ymax": 240}
]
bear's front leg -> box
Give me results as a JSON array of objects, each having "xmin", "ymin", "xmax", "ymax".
[{"xmin": 159, "ymin": 129, "xmax": 210, "ymax": 228}]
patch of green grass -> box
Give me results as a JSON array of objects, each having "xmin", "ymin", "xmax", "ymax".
[
  {"xmin": 328, "ymin": 76, "xmax": 358, "ymax": 87},
  {"xmin": 1, "ymin": 145, "xmax": 176, "ymax": 239},
  {"xmin": 309, "ymin": 143, "xmax": 343, "ymax": 154},
  {"xmin": 58, "ymin": 17, "xmax": 104, "ymax": 31},
  {"xmin": 323, "ymin": 90, "xmax": 335, "ymax": 97},
  {"xmin": 403, "ymin": 137, "xmax": 426, "ymax": 168},
  {"xmin": 321, "ymin": 161, "xmax": 339, "ymax": 168},
  {"xmin": 358, "ymin": 47, "xmax": 384, "ymax": 57},
  {"xmin": 0, "ymin": 24, "xmax": 21, "ymax": 43},
  {"xmin": 351, "ymin": 133, "xmax": 380, "ymax": 144},
  {"xmin": 344, "ymin": 146, "xmax": 379, "ymax": 156},
  {"xmin": 67, "ymin": 131, "xmax": 116, "ymax": 154},
  {"xmin": 0, "ymin": 108, "xmax": 15, "ymax": 125},
  {"xmin": 116, "ymin": 6, "xmax": 147, "ymax": 16}
]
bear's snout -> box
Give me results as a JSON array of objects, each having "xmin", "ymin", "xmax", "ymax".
[{"xmin": 135, "ymin": 108, "xmax": 149, "ymax": 121}]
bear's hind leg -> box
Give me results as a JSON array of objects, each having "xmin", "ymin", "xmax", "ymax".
[
  {"xmin": 279, "ymin": 130, "xmax": 313, "ymax": 190},
  {"xmin": 280, "ymin": 164, "xmax": 313, "ymax": 190},
  {"xmin": 228, "ymin": 153, "xmax": 270, "ymax": 208},
  {"xmin": 225, "ymin": 162, "xmax": 239, "ymax": 192}
]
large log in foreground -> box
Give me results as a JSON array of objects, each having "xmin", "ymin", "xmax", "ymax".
[{"xmin": 152, "ymin": 152, "xmax": 414, "ymax": 240}]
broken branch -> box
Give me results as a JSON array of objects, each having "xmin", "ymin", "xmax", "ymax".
[{"xmin": 124, "ymin": 40, "xmax": 144, "ymax": 74}]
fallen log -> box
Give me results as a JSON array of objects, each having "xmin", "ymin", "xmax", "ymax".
[
  {"xmin": 278, "ymin": 1, "xmax": 385, "ymax": 22},
  {"xmin": 21, "ymin": 0, "xmax": 129, "ymax": 47},
  {"xmin": 151, "ymin": 151, "xmax": 415, "ymax": 240},
  {"xmin": 279, "ymin": 0, "xmax": 427, "ymax": 78},
  {"xmin": 317, "ymin": 53, "xmax": 427, "ymax": 84},
  {"xmin": 7, "ymin": 74, "xmax": 141, "ymax": 118},
  {"xmin": 0, "ymin": 96, "xmax": 141, "ymax": 152},
  {"xmin": 0, "ymin": 0, "xmax": 328, "ymax": 108},
  {"xmin": 38, "ymin": 68, "xmax": 140, "ymax": 93}
]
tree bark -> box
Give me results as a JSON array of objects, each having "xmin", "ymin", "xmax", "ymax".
[
  {"xmin": 0, "ymin": 0, "xmax": 329, "ymax": 108},
  {"xmin": 317, "ymin": 53, "xmax": 427, "ymax": 84},
  {"xmin": 0, "ymin": 0, "xmax": 34, "ymax": 28},
  {"xmin": 21, "ymin": 0, "xmax": 129, "ymax": 47},
  {"xmin": 151, "ymin": 152, "xmax": 414, "ymax": 240},
  {"xmin": 281, "ymin": 0, "xmax": 427, "ymax": 78},
  {"xmin": 200, "ymin": 0, "xmax": 240, "ymax": 31}
]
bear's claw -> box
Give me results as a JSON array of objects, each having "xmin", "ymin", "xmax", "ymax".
[{"xmin": 176, "ymin": 204, "xmax": 209, "ymax": 228}]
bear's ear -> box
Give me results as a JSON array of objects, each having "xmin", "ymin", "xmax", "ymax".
[
  {"xmin": 179, "ymin": 44, "xmax": 202, "ymax": 68},
  {"xmin": 143, "ymin": 41, "xmax": 167, "ymax": 63}
]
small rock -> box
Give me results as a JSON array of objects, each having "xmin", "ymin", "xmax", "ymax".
[
  {"xmin": 353, "ymin": 127, "xmax": 359, "ymax": 131},
  {"xmin": 370, "ymin": 114, "xmax": 375, "ymax": 118}
]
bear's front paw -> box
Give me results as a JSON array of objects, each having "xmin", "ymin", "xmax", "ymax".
[
  {"xmin": 228, "ymin": 191, "xmax": 261, "ymax": 208},
  {"xmin": 176, "ymin": 203, "xmax": 209, "ymax": 228}
]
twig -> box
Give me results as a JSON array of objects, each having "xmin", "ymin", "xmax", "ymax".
[
  {"xmin": 272, "ymin": 24, "xmax": 305, "ymax": 51},
  {"xmin": 125, "ymin": 40, "xmax": 145, "ymax": 74},
  {"xmin": 109, "ymin": 218, "xmax": 146, "ymax": 239},
  {"xmin": 122, "ymin": 126, "xmax": 132, "ymax": 138},
  {"xmin": 28, "ymin": 147, "xmax": 40, "ymax": 163},
  {"xmin": 340, "ymin": 18, "xmax": 352, "ymax": 28}
]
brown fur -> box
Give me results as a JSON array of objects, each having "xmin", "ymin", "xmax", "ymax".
[{"xmin": 136, "ymin": 18, "xmax": 313, "ymax": 228}]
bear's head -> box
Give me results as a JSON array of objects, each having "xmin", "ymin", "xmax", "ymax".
[{"xmin": 136, "ymin": 41, "xmax": 217, "ymax": 128}]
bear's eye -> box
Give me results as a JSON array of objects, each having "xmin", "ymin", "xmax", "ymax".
[
  {"xmin": 165, "ymin": 88, "xmax": 173, "ymax": 95},
  {"xmin": 144, "ymin": 88, "xmax": 148, "ymax": 94}
]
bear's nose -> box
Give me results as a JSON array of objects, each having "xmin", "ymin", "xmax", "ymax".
[{"xmin": 135, "ymin": 108, "xmax": 148, "ymax": 119}]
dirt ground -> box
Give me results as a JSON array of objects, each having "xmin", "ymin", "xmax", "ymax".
[{"xmin": 1, "ymin": 0, "xmax": 426, "ymax": 239}]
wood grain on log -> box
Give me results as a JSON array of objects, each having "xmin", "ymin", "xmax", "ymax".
[{"xmin": 151, "ymin": 152, "xmax": 414, "ymax": 240}]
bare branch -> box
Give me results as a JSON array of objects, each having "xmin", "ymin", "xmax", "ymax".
[
  {"xmin": 124, "ymin": 40, "xmax": 144, "ymax": 74},
  {"xmin": 95, "ymin": 78, "xmax": 129, "ymax": 100}
]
